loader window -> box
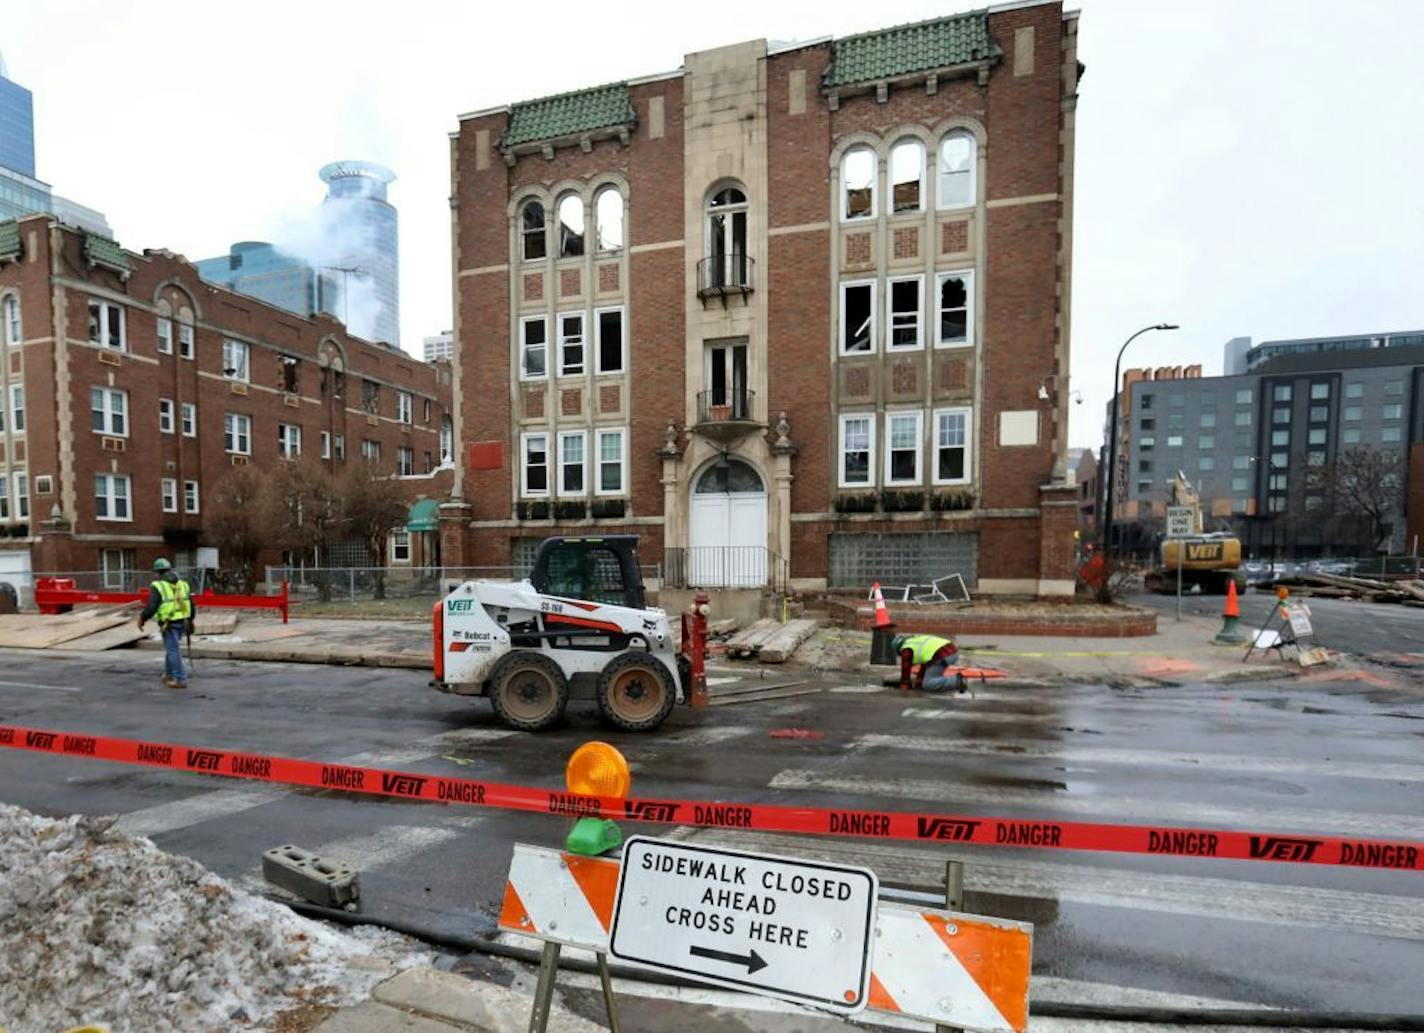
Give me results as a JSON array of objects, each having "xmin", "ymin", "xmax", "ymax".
[{"xmin": 543, "ymin": 543, "xmax": 629, "ymax": 606}]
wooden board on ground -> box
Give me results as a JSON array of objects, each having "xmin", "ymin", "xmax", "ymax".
[
  {"xmin": 0, "ymin": 610, "xmax": 134, "ymax": 649},
  {"xmin": 724, "ymin": 618, "xmax": 781, "ymax": 658},
  {"xmin": 757, "ymin": 619, "xmax": 820, "ymax": 663},
  {"xmin": 192, "ymin": 612, "xmax": 238, "ymax": 636},
  {"xmin": 64, "ymin": 622, "xmax": 150, "ymax": 651}
]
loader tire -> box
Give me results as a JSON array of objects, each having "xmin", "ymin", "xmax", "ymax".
[
  {"xmin": 488, "ymin": 651, "xmax": 569, "ymax": 732},
  {"xmin": 596, "ymin": 652, "xmax": 676, "ymax": 732}
]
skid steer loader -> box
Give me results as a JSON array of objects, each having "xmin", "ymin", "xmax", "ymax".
[{"xmin": 432, "ymin": 535, "xmax": 689, "ymax": 732}]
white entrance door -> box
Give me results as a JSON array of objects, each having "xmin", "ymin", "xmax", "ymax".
[{"xmin": 688, "ymin": 460, "xmax": 767, "ymax": 588}]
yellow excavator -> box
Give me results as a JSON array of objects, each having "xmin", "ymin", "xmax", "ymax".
[{"xmin": 1143, "ymin": 472, "xmax": 1247, "ymax": 595}]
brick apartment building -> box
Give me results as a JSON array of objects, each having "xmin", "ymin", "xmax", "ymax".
[
  {"xmin": 0, "ymin": 214, "xmax": 453, "ymax": 588},
  {"xmin": 446, "ymin": 1, "xmax": 1082, "ymax": 595}
]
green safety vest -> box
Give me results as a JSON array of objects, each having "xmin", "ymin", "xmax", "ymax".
[
  {"xmin": 901, "ymin": 634, "xmax": 954, "ymax": 666},
  {"xmin": 153, "ymin": 578, "xmax": 192, "ymax": 624}
]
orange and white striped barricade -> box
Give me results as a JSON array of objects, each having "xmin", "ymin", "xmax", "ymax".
[{"xmin": 498, "ymin": 844, "xmax": 1032, "ymax": 1033}]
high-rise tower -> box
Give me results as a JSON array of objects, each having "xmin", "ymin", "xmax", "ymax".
[{"xmin": 317, "ymin": 161, "xmax": 399, "ymax": 346}]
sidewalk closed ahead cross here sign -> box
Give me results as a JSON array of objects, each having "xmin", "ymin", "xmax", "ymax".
[{"xmin": 609, "ymin": 836, "xmax": 878, "ymax": 1013}]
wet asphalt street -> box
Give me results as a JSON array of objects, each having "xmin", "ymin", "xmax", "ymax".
[{"xmin": 1, "ymin": 643, "xmax": 1422, "ymax": 1029}]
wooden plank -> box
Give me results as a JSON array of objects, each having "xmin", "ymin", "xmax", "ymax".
[
  {"xmin": 757, "ymin": 619, "xmax": 820, "ymax": 663},
  {"xmin": 0, "ymin": 612, "xmax": 132, "ymax": 649},
  {"xmin": 64, "ymin": 622, "xmax": 149, "ymax": 651},
  {"xmin": 192, "ymin": 612, "xmax": 239, "ymax": 635},
  {"xmin": 725, "ymin": 618, "xmax": 780, "ymax": 658}
]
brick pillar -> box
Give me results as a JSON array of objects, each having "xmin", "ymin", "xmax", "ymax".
[
  {"xmin": 1037, "ymin": 482, "xmax": 1079, "ymax": 598},
  {"xmin": 32, "ymin": 512, "xmax": 79, "ymax": 573},
  {"xmin": 438, "ymin": 501, "xmax": 473, "ymax": 571}
]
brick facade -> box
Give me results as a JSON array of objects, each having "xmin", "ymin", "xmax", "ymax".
[
  {"xmin": 0, "ymin": 215, "xmax": 453, "ymax": 579},
  {"xmin": 450, "ymin": 2, "xmax": 1081, "ymax": 596}
]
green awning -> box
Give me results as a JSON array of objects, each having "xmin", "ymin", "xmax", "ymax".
[{"xmin": 407, "ymin": 498, "xmax": 440, "ymax": 532}]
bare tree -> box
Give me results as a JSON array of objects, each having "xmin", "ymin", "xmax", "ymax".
[
  {"xmin": 207, "ymin": 465, "xmax": 269, "ymax": 592},
  {"xmin": 337, "ymin": 462, "xmax": 408, "ymax": 599},
  {"xmin": 266, "ymin": 460, "xmax": 345, "ymax": 600},
  {"xmin": 1310, "ymin": 446, "xmax": 1405, "ymax": 553}
]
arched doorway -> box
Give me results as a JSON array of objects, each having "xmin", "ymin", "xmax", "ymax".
[{"xmin": 689, "ymin": 459, "xmax": 767, "ymax": 587}]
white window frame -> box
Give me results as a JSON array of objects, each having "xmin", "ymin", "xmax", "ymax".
[
  {"xmin": 889, "ymin": 138, "xmax": 926, "ymax": 214},
  {"xmin": 362, "ymin": 439, "xmax": 381, "ymax": 463},
  {"xmin": 180, "ymin": 402, "xmax": 197, "ymax": 437},
  {"xmin": 100, "ymin": 548, "xmax": 134, "ymax": 589},
  {"xmin": 333, "ymin": 434, "xmax": 346, "ymax": 460},
  {"xmin": 594, "ymin": 427, "xmax": 627, "ymax": 496},
  {"xmin": 321, "ymin": 430, "xmax": 331, "ymax": 459},
  {"xmin": 278, "ymin": 423, "xmax": 302, "ymax": 459},
  {"xmin": 91, "ymin": 386, "xmax": 128, "ymax": 437},
  {"xmin": 389, "ymin": 529, "xmax": 412, "ymax": 564},
  {"xmin": 439, "ymin": 417, "xmax": 453, "ymax": 462},
  {"xmin": 594, "ymin": 186, "xmax": 624, "ymax": 253},
  {"xmin": 883, "ymin": 410, "xmax": 924, "ymax": 486},
  {"xmin": 156, "ymin": 317, "xmax": 173, "ymax": 354},
  {"xmin": 397, "ymin": 390, "xmax": 413, "ymax": 425},
  {"xmin": 161, "ymin": 477, "xmax": 178, "ymax": 513},
  {"xmin": 397, "ymin": 445, "xmax": 415, "ymax": 476},
  {"xmin": 178, "ymin": 323, "xmax": 194, "ymax": 360},
  {"xmin": 840, "ymin": 146, "xmax": 877, "ymax": 222},
  {"xmin": 594, "ymin": 306, "xmax": 625, "ymax": 375},
  {"xmin": 159, "ymin": 398, "xmax": 175, "ymax": 434},
  {"xmin": 0, "ymin": 475, "xmax": 8, "ymax": 519},
  {"xmin": 521, "ymin": 432, "xmax": 550, "ymax": 497},
  {"xmin": 94, "ymin": 472, "xmax": 132, "ymax": 522},
  {"xmin": 222, "ymin": 338, "xmax": 250, "ymax": 382},
  {"xmin": 936, "ymin": 131, "xmax": 977, "ymax": 211},
  {"xmin": 519, "ymin": 315, "xmax": 548, "ymax": 381},
  {"xmin": 9, "ymin": 384, "xmax": 22, "ymax": 433},
  {"xmin": 838, "ymin": 412, "xmax": 876, "ymax": 489},
  {"xmin": 2, "ymin": 295, "xmax": 19, "ymax": 346},
  {"xmin": 88, "ymin": 299, "xmax": 126, "ymax": 351},
  {"xmin": 839, "ymin": 279, "xmax": 877, "ymax": 355},
  {"xmin": 935, "ymin": 269, "xmax": 974, "ymax": 349},
  {"xmin": 932, "ymin": 406, "xmax": 972, "ymax": 486},
  {"xmin": 557, "ymin": 311, "xmax": 585, "ymax": 377},
  {"xmin": 224, "ymin": 412, "xmax": 252, "ymax": 455},
  {"xmin": 13, "ymin": 471, "xmax": 26, "ymax": 520},
  {"xmin": 183, "ymin": 480, "xmax": 200, "ymax": 514},
  {"xmin": 887, "ymin": 274, "xmax": 924, "ymax": 351},
  {"xmin": 557, "ymin": 429, "xmax": 587, "ymax": 497}
]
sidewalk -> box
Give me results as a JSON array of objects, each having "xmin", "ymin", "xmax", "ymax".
[{"xmin": 137, "ymin": 615, "xmax": 434, "ymax": 669}]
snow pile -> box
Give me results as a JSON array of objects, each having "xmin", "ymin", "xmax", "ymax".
[{"xmin": 0, "ymin": 803, "xmax": 431, "ymax": 1033}]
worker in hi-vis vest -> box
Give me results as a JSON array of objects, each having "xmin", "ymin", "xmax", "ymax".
[
  {"xmin": 137, "ymin": 558, "xmax": 196, "ymax": 689},
  {"xmin": 892, "ymin": 632, "xmax": 963, "ymax": 693}
]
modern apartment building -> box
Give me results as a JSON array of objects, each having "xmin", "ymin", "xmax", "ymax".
[
  {"xmin": 1105, "ymin": 332, "xmax": 1424, "ymax": 557},
  {"xmin": 0, "ymin": 214, "xmax": 453, "ymax": 584},
  {"xmin": 444, "ymin": 2, "xmax": 1083, "ymax": 595},
  {"xmin": 423, "ymin": 331, "xmax": 454, "ymax": 363}
]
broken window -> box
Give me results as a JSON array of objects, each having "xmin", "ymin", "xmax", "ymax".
[
  {"xmin": 281, "ymin": 355, "xmax": 299, "ymax": 393},
  {"xmin": 523, "ymin": 433, "xmax": 549, "ymax": 495},
  {"xmin": 936, "ymin": 271, "xmax": 971, "ymax": 347},
  {"xmin": 595, "ymin": 187, "xmax": 623, "ymax": 252},
  {"xmin": 840, "ymin": 281, "xmax": 874, "ymax": 354},
  {"xmin": 361, "ymin": 378, "xmax": 380, "ymax": 414},
  {"xmin": 888, "ymin": 276, "xmax": 922, "ymax": 349},
  {"xmin": 521, "ymin": 200, "xmax": 546, "ymax": 261},
  {"xmin": 890, "ymin": 139, "xmax": 923, "ymax": 212},
  {"xmin": 559, "ymin": 313, "xmax": 584, "ymax": 376},
  {"xmin": 521, "ymin": 317, "xmax": 547, "ymax": 379},
  {"xmin": 842, "ymin": 148, "xmax": 875, "ymax": 220},
  {"xmin": 596, "ymin": 308, "xmax": 623, "ymax": 374},
  {"xmin": 557, "ymin": 194, "xmax": 584, "ymax": 258},
  {"xmin": 937, "ymin": 132, "xmax": 975, "ymax": 208}
]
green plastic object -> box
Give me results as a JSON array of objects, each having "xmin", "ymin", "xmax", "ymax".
[{"xmin": 565, "ymin": 817, "xmax": 623, "ymax": 856}]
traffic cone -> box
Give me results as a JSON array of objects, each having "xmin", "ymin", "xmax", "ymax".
[
  {"xmin": 870, "ymin": 583, "xmax": 892, "ymax": 629},
  {"xmin": 1214, "ymin": 578, "xmax": 1248, "ymax": 644}
]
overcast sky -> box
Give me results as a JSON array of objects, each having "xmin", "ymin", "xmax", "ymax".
[{"xmin": 6, "ymin": 0, "xmax": 1422, "ymax": 452}]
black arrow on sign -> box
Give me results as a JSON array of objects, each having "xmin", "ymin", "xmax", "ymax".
[{"xmin": 689, "ymin": 945, "xmax": 767, "ymax": 974}]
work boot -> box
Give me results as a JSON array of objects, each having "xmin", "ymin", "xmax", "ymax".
[{"xmin": 162, "ymin": 676, "xmax": 185, "ymax": 689}]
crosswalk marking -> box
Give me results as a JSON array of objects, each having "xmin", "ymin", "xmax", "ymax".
[
  {"xmin": 853, "ymin": 734, "xmax": 1424, "ymax": 783},
  {"xmin": 768, "ymin": 769, "xmax": 1424, "ymax": 839}
]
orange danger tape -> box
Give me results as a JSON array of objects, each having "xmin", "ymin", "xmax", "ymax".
[{"xmin": 1, "ymin": 724, "xmax": 1420, "ymax": 873}]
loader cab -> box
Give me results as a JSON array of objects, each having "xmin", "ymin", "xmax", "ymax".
[{"xmin": 528, "ymin": 535, "xmax": 647, "ymax": 611}]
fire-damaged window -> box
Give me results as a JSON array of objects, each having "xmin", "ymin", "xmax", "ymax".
[
  {"xmin": 594, "ymin": 187, "xmax": 623, "ymax": 252},
  {"xmin": 522, "ymin": 433, "xmax": 549, "ymax": 496},
  {"xmin": 596, "ymin": 308, "xmax": 624, "ymax": 374},
  {"xmin": 558, "ymin": 194, "xmax": 584, "ymax": 258},
  {"xmin": 521, "ymin": 316, "xmax": 548, "ymax": 380},
  {"xmin": 890, "ymin": 139, "xmax": 924, "ymax": 212},
  {"xmin": 841, "ymin": 147, "xmax": 876, "ymax": 220},
  {"xmin": 521, "ymin": 200, "xmax": 546, "ymax": 261},
  {"xmin": 840, "ymin": 281, "xmax": 875, "ymax": 354},
  {"xmin": 361, "ymin": 378, "xmax": 380, "ymax": 414},
  {"xmin": 936, "ymin": 271, "xmax": 972, "ymax": 347},
  {"xmin": 281, "ymin": 355, "xmax": 300, "ymax": 393}
]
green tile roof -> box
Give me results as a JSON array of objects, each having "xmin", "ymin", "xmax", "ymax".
[
  {"xmin": 504, "ymin": 83, "xmax": 635, "ymax": 148},
  {"xmin": 83, "ymin": 232, "xmax": 131, "ymax": 275},
  {"xmin": 825, "ymin": 11, "xmax": 997, "ymax": 88},
  {"xmin": 0, "ymin": 221, "xmax": 18, "ymax": 261}
]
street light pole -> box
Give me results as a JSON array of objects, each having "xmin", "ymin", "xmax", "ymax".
[{"xmin": 1101, "ymin": 323, "xmax": 1180, "ymax": 556}]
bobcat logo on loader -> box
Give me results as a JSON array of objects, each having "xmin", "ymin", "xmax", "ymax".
[{"xmin": 641, "ymin": 617, "xmax": 659, "ymax": 633}]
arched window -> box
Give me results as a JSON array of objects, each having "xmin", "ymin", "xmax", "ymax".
[
  {"xmin": 937, "ymin": 131, "xmax": 976, "ymax": 209},
  {"xmin": 890, "ymin": 139, "xmax": 924, "ymax": 213},
  {"xmin": 594, "ymin": 187, "xmax": 623, "ymax": 252},
  {"xmin": 2, "ymin": 295, "xmax": 18, "ymax": 347},
  {"xmin": 706, "ymin": 186, "xmax": 748, "ymax": 289},
  {"xmin": 841, "ymin": 147, "xmax": 876, "ymax": 220},
  {"xmin": 520, "ymin": 200, "xmax": 546, "ymax": 261},
  {"xmin": 557, "ymin": 194, "xmax": 584, "ymax": 258}
]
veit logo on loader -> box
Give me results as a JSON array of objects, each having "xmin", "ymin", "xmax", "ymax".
[
  {"xmin": 916, "ymin": 818, "xmax": 981, "ymax": 841},
  {"xmin": 625, "ymin": 801, "xmax": 680, "ymax": 822},
  {"xmin": 446, "ymin": 599, "xmax": 474, "ymax": 613},
  {"xmin": 1248, "ymin": 835, "xmax": 1323, "ymax": 862}
]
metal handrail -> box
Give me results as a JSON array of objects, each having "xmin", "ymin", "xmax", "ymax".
[
  {"xmin": 696, "ymin": 252, "xmax": 754, "ymax": 297},
  {"xmin": 695, "ymin": 387, "xmax": 755, "ymax": 424},
  {"xmin": 662, "ymin": 547, "xmax": 787, "ymax": 591}
]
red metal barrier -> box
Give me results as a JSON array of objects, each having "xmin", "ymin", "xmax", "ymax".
[{"xmin": 35, "ymin": 578, "xmax": 289, "ymax": 623}]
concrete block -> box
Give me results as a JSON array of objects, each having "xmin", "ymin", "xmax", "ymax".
[{"xmin": 262, "ymin": 844, "xmax": 360, "ymax": 908}]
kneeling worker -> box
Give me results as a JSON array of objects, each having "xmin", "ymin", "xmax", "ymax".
[
  {"xmin": 893, "ymin": 632, "xmax": 963, "ymax": 693},
  {"xmin": 137, "ymin": 558, "xmax": 196, "ymax": 689}
]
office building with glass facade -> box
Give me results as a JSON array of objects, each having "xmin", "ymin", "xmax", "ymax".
[
  {"xmin": 318, "ymin": 161, "xmax": 399, "ymax": 347},
  {"xmin": 0, "ymin": 54, "xmax": 36, "ymax": 178},
  {"xmin": 195, "ymin": 241, "xmax": 321, "ymax": 320}
]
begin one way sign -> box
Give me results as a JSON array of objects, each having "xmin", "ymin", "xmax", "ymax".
[{"xmin": 609, "ymin": 836, "xmax": 878, "ymax": 1013}]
